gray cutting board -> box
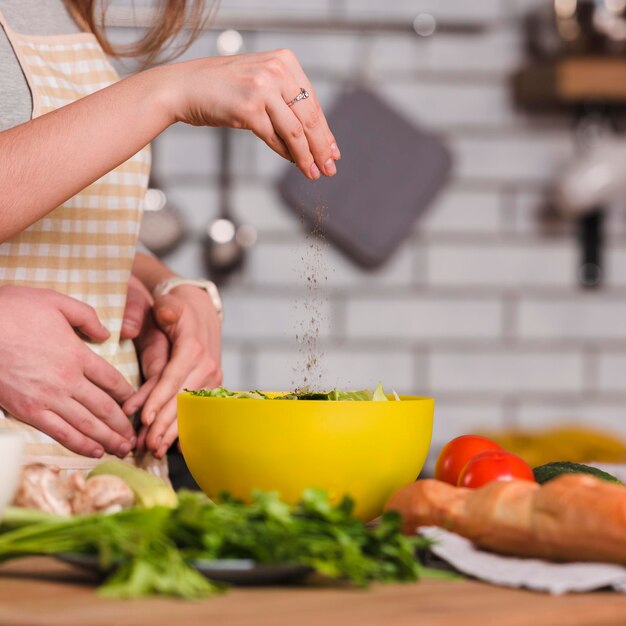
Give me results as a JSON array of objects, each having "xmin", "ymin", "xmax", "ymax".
[{"xmin": 278, "ymin": 88, "xmax": 453, "ymax": 268}]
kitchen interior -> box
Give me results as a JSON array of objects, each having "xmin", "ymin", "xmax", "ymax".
[
  {"xmin": 3, "ymin": 0, "xmax": 626, "ymax": 622},
  {"xmin": 130, "ymin": 0, "xmax": 626, "ymax": 460}
]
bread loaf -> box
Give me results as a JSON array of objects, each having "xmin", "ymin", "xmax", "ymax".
[{"xmin": 385, "ymin": 475, "xmax": 626, "ymax": 564}]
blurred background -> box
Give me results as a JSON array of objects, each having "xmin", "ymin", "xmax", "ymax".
[{"xmin": 107, "ymin": 0, "xmax": 626, "ymax": 456}]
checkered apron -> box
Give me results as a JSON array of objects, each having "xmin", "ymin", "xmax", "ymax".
[{"xmin": 0, "ymin": 9, "xmax": 167, "ymax": 477}]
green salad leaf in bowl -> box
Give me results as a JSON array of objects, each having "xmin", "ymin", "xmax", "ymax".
[{"xmin": 188, "ymin": 383, "xmax": 401, "ymax": 401}]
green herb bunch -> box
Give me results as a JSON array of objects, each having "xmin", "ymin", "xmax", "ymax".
[{"xmin": 0, "ymin": 489, "xmax": 432, "ymax": 599}]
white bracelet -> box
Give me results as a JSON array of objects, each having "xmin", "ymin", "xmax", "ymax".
[{"xmin": 153, "ymin": 278, "xmax": 224, "ymax": 322}]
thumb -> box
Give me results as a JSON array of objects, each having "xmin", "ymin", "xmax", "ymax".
[
  {"xmin": 121, "ymin": 275, "xmax": 152, "ymax": 340},
  {"xmin": 52, "ymin": 293, "xmax": 109, "ymax": 342},
  {"xmin": 153, "ymin": 293, "xmax": 184, "ymax": 333}
]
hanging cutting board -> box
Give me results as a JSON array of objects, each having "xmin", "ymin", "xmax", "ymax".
[{"xmin": 278, "ymin": 87, "xmax": 453, "ymax": 268}]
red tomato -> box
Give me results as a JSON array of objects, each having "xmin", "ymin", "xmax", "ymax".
[
  {"xmin": 434, "ymin": 435, "xmax": 502, "ymax": 485},
  {"xmin": 458, "ymin": 450, "xmax": 535, "ymax": 488}
]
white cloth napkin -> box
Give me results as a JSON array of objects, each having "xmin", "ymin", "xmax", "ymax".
[{"xmin": 421, "ymin": 526, "xmax": 626, "ymax": 595}]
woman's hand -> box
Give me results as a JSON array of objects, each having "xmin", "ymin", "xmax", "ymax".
[
  {"xmin": 0, "ymin": 286, "xmax": 136, "ymax": 458},
  {"xmin": 0, "ymin": 48, "xmax": 336, "ymax": 242},
  {"xmin": 164, "ymin": 49, "xmax": 341, "ymax": 180},
  {"xmin": 123, "ymin": 284, "xmax": 222, "ymax": 459}
]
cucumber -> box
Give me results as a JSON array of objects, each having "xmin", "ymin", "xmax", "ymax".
[{"xmin": 533, "ymin": 461, "xmax": 622, "ymax": 485}]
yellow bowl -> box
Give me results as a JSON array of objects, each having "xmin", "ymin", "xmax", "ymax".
[{"xmin": 177, "ymin": 392, "xmax": 434, "ymax": 521}]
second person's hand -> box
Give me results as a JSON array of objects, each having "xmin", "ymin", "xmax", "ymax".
[
  {"xmin": 0, "ymin": 286, "xmax": 136, "ymax": 458},
  {"xmin": 123, "ymin": 284, "xmax": 222, "ymax": 459}
]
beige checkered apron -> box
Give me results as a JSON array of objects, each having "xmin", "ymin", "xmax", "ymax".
[{"xmin": 0, "ymin": 10, "xmax": 167, "ymax": 477}]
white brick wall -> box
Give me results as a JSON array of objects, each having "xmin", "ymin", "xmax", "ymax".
[
  {"xmin": 430, "ymin": 400, "xmax": 504, "ymax": 447},
  {"xmin": 381, "ymin": 80, "xmax": 520, "ymax": 129},
  {"xmin": 597, "ymin": 354, "xmax": 626, "ymax": 393},
  {"xmin": 345, "ymin": 297, "xmax": 503, "ymax": 340},
  {"xmin": 141, "ymin": 1, "xmax": 626, "ymax": 446},
  {"xmin": 452, "ymin": 134, "xmax": 575, "ymax": 183},
  {"xmin": 222, "ymin": 293, "xmax": 333, "ymax": 341},
  {"xmin": 518, "ymin": 298, "xmax": 626, "ymax": 341},
  {"xmin": 419, "ymin": 187, "xmax": 502, "ymax": 234},
  {"xmin": 430, "ymin": 349, "xmax": 584, "ymax": 394},
  {"xmin": 253, "ymin": 347, "xmax": 416, "ymax": 393},
  {"xmin": 242, "ymin": 238, "xmax": 417, "ymax": 287},
  {"xmin": 427, "ymin": 242, "xmax": 577, "ymax": 287}
]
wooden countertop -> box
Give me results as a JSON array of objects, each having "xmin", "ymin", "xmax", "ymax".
[{"xmin": 1, "ymin": 558, "xmax": 626, "ymax": 626}]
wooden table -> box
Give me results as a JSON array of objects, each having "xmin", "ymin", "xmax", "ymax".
[{"xmin": 1, "ymin": 558, "xmax": 626, "ymax": 626}]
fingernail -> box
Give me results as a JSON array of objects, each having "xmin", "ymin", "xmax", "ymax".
[
  {"xmin": 125, "ymin": 404, "xmax": 137, "ymax": 416},
  {"xmin": 309, "ymin": 163, "xmax": 320, "ymax": 180},
  {"xmin": 324, "ymin": 158, "xmax": 337, "ymax": 176},
  {"xmin": 145, "ymin": 411, "xmax": 156, "ymax": 426},
  {"xmin": 331, "ymin": 143, "xmax": 341, "ymax": 160},
  {"xmin": 92, "ymin": 447, "xmax": 104, "ymax": 458},
  {"xmin": 118, "ymin": 442, "xmax": 131, "ymax": 457},
  {"xmin": 129, "ymin": 436, "xmax": 137, "ymax": 449},
  {"xmin": 155, "ymin": 435, "xmax": 163, "ymax": 447},
  {"xmin": 157, "ymin": 445, "xmax": 167, "ymax": 458}
]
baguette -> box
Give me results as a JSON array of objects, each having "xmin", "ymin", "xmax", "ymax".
[{"xmin": 385, "ymin": 475, "xmax": 626, "ymax": 564}]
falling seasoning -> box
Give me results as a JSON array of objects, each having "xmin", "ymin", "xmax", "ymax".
[{"xmin": 293, "ymin": 204, "xmax": 329, "ymax": 390}]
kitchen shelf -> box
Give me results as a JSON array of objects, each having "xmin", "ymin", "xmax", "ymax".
[
  {"xmin": 514, "ymin": 56, "xmax": 626, "ymax": 108},
  {"xmin": 104, "ymin": 6, "xmax": 488, "ymax": 35}
]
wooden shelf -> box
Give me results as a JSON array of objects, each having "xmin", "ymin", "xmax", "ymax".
[{"xmin": 513, "ymin": 56, "xmax": 626, "ymax": 109}]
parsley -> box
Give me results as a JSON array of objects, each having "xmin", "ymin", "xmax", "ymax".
[{"xmin": 0, "ymin": 490, "xmax": 432, "ymax": 599}]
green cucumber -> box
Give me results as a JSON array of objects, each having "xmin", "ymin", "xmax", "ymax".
[{"xmin": 533, "ymin": 461, "xmax": 622, "ymax": 485}]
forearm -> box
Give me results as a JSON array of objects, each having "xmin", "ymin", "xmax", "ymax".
[
  {"xmin": 0, "ymin": 65, "xmax": 178, "ymax": 242},
  {"xmin": 131, "ymin": 251, "xmax": 178, "ymax": 294}
]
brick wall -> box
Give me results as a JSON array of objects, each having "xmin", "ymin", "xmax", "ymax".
[{"xmin": 113, "ymin": 0, "xmax": 626, "ymax": 450}]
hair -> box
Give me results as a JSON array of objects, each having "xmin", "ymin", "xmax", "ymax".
[{"xmin": 64, "ymin": 0, "xmax": 215, "ymax": 65}]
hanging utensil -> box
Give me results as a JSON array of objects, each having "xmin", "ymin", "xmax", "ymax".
[
  {"xmin": 203, "ymin": 30, "xmax": 257, "ymax": 284},
  {"xmin": 203, "ymin": 127, "xmax": 257, "ymax": 283},
  {"xmin": 138, "ymin": 140, "xmax": 186, "ymax": 257}
]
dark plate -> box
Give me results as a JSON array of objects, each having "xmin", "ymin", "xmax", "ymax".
[{"xmin": 57, "ymin": 553, "xmax": 312, "ymax": 586}]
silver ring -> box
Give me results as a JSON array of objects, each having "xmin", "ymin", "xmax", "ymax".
[{"xmin": 286, "ymin": 87, "xmax": 309, "ymax": 107}]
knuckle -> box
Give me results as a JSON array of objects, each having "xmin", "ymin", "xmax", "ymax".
[
  {"xmin": 48, "ymin": 420, "xmax": 70, "ymax": 445},
  {"xmin": 304, "ymin": 108, "xmax": 322, "ymax": 131},
  {"xmin": 264, "ymin": 58, "xmax": 284, "ymax": 77},
  {"xmin": 185, "ymin": 338, "xmax": 204, "ymax": 361},
  {"xmin": 289, "ymin": 122, "xmax": 305, "ymax": 140},
  {"xmin": 56, "ymin": 364, "xmax": 79, "ymax": 388},
  {"xmin": 267, "ymin": 133, "xmax": 282, "ymax": 149},
  {"xmin": 164, "ymin": 432, "xmax": 178, "ymax": 448},
  {"xmin": 199, "ymin": 358, "xmax": 214, "ymax": 380},
  {"xmin": 100, "ymin": 396, "xmax": 121, "ymax": 419},
  {"xmin": 101, "ymin": 368, "xmax": 121, "ymax": 391},
  {"xmin": 251, "ymin": 72, "xmax": 268, "ymax": 90},
  {"xmin": 235, "ymin": 100, "xmax": 262, "ymax": 126},
  {"xmin": 214, "ymin": 369, "xmax": 224, "ymax": 386},
  {"xmin": 76, "ymin": 416, "xmax": 95, "ymax": 437},
  {"xmin": 276, "ymin": 47, "xmax": 295, "ymax": 62},
  {"xmin": 14, "ymin": 396, "xmax": 40, "ymax": 417}
]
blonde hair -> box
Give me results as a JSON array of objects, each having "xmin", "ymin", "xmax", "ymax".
[{"xmin": 65, "ymin": 0, "xmax": 215, "ymax": 65}]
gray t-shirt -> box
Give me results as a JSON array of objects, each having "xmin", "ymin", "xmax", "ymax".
[
  {"xmin": 0, "ymin": 2, "xmax": 155, "ymax": 257},
  {"xmin": 0, "ymin": 0, "xmax": 81, "ymax": 131}
]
